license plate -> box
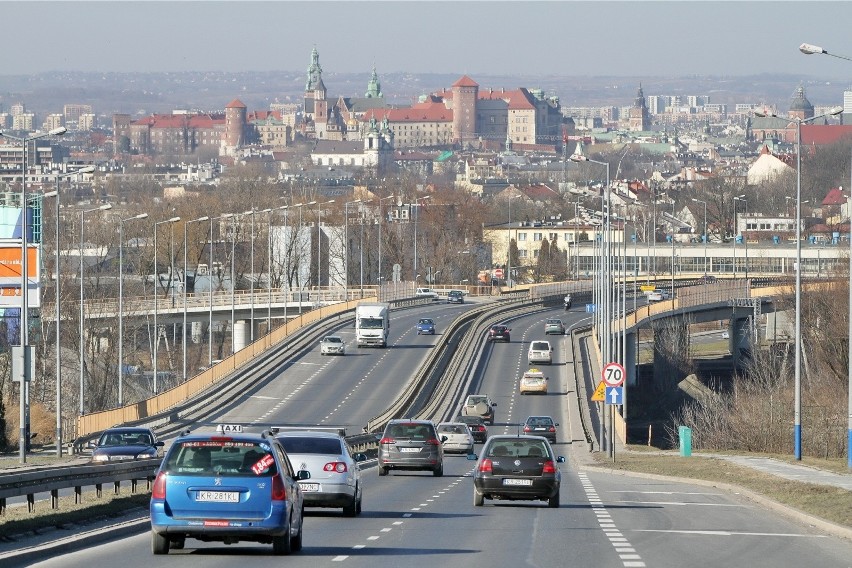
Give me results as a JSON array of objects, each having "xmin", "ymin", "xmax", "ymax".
[
  {"xmin": 503, "ymin": 478, "xmax": 533, "ymax": 486},
  {"xmin": 399, "ymin": 447, "xmax": 420, "ymax": 453},
  {"xmin": 534, "ymin": 427, "xmax": 546, "ymax": 431},
  {"xmin": 197, "ymin": 491, "xmax": 239, "ymax": 502},
  {"xmin": 300, "ymin": 483, "xmax": 321, "ymax": 492}
]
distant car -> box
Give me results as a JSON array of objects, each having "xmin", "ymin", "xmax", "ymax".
[
  {"xmin": 544, "ymin": 318, "xmax": 565, "ymax": 335},
  {"xmin": 647, "ymin": 289, "xmax": 670, "ymax": 302},
  {"xmin": 454, "ymin": 415, "xmax": 488, "ymax": 443},
  {"xmin": 150, "ymin": 429, "xmax": 308, "ymax": 555},
  {"xmin": 436, "ymin": 422, "xmax": 475, "ymax": 454},
  {"xmin": 275, "ymin": 430, "xmax": 365, "ymax": 517},
  {"xmin": 461, "ymin": 394, "xmax": 496, "ymax": 425},
  {"xmin": 527, "ymin": 340, "xmax": 553, "ymax": 366},
  {"xmin": 488, "ymin": 324, "xmax": 511, "ymax": 342},
  {"xmin": 447, "ymin": 290, "xmax": 465, "ymax": 304},
  {"xmin": 721, "ymin": 330, "xmax": 730, "ymax": 339},
  {"xmin": 416, "ymin": 318, "xmax": 436, "ymax": 335},
  {"xmin": 471, "ymin": 435, "xmax": 564, "ymax": 508},
  {"xmin": 522, "ymin": 415, "xmax": 559, "ymax": 443},
  {"xmin": 415, "ymin": 287, "xmax": 439, "ymax": 300},
  {"xmin": 519, "ymin": 368, "xmax": 548, "ymax": 395},
  {"xmin": 90, "ymin": 427, "xmax": 164, "ymax": 463},
  {"xmin": 320, "ymin": 335, "xmax": 346, "ymax": 355},
  {"xmin": 378, "ymin": 420, "xmax": 445, "ymax": 477}
]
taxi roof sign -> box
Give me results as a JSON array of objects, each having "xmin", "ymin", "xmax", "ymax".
[
  {"xmin": 591, "ymin": 381, "xmax": 607, "ymax": 402},
  {"xmin": 216, "ymin": 424, "xmax": 244, "ymax": 434}
]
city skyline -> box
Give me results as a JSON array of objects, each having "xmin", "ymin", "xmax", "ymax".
[{"xmin": 4, "ymin": 1, "xmax": 852, "ymax": 81}]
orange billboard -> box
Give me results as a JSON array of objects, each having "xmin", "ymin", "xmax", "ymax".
[
  {"xmin": 0, "ymin": 245, "xmax": 38, "ymax": 278},
  {"xmin": 0, "ymin": 243, "xmax": 42, "ymax": 308}
]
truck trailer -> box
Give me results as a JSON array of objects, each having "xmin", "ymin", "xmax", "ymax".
[{"xmin": 355, "ymin": 302, "xmax": 390, "ymax": 347}]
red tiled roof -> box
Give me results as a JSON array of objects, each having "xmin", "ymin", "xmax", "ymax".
[
  {"xmin": 822, "ymin": 187, "xmax": 847, "ymax": 206},
  {"xmin": 452, "ymin": 75, "xmax": 479, "ymax": 88},
  {"xmin": 479, "ymin": 88, "xmax": 536, "ymax": 110},
  {"xmin": 362, "ymin": 103, "xmax": 452, "ymax": 123},
  {"xmin": 800, "ymin": 124, "xmax": 852, "ymax": 145},
  {"xmin": 226, "ymin": 99, "xmax": 247, "ymax": 109}
]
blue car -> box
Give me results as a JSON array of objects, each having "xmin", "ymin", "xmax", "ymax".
[
  {"xmin": 416, "ymin": 318, "xmax": 436, "ymax": 335},
  {"xmin": 150, "ymin": 430, "xmax": 309, "ymax": 555}
]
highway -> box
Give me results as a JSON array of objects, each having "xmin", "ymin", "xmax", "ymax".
[{"xmin": 21, "ymin": 302, "xmax": 852, "ymax": 567}]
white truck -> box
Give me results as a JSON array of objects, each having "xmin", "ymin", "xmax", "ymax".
[{"xmin": 355, "ymin": 301, "xmax": 390, "ymax": 348}]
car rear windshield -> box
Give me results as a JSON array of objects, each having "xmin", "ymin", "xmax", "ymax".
[
  {"xmin": 162, "ymin": 440, "xmax": 279, "ymax": 477},
  {"xmin": 384, "ymin": 423, "xmax": 435, "ymax": 439},
  {"xmin": 438, "ymin": 424, "xmax": 467, "ymax": 434},
  {"xmin": 487, "ymin": 440, "xmax": 549, "ymax": 458},
  {"xmin": 531, "ymin": 342, "xmax": 550, "ymax": 350},
  {"xmin": 526, "ymin": 417, "xmax": 554, "ymax": 426},
  {"xmin": 277, "ymin": 437, "xmax": 342, "ymax": 455}
]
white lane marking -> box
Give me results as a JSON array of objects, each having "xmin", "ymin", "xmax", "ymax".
[
  {"xmin": 332, "ymin": 555, "xmax": 348, "ymax": 561},
  {"xmin": 618, "ymin": 500, "xmax": 744, "ymax": 507},
  {"xmin": 609, "ymin": 490, "xmax": 721, "ymax": 496},
  {"xmin": 632, "ymin": 529, "xmax": 828, "ymax": 538},
  {"xmin": 352, "ymin": 545, "xmax": 366, "ymax": 549},
  {"xmin": 579, "ymin": 472, "xmax": 646, "ymax": 568},
  {"xmin": 381, "ymin": 528, "xmax": 392, "ymax": 532},
  {"xmin": 367, "ymin": 536, "xmax": 380, "ymax": 541}
]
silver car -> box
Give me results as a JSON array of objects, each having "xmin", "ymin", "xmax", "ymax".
[
  {"xmin": 436, "ymin": 422, "xmax": 475, "ymax": 454},
  {"xmin": 527, "ymin": 340, "xmax": 553, "ymax": 366},
  {"xmin": 320, "ymin": 335, "xmax": 346, "ymax": 355},
  {"xmin": 275, "ymin": 431, "xmax": 365, "ymax": 517},
  {"xmin": 378, "ymin": 420, "xmax": 445, "ymax": 477}
]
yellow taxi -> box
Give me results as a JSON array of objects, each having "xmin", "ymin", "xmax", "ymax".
[{"xmin": 519, "ymin": 368, "xmax": 548, "ymax": 395}]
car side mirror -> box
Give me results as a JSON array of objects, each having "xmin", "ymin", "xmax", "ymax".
[
  {"xmin": 555, "ymin": 423, "xmax": 560, "ymax": 427},
  {"xmin": 556, "ymin": 456, "xmax": 566, "ymax": 463},
  {"xmin": 491, "ymin": 402, "xmax": 497, "ymax": 407},
  {"xmin": 297, "ymin": 470, "xmax": 311, "ymax": 480},
  {"xmin": 88, "ymin": 440, "xmax": 98, "ymax": 448},
  {"xmin": 440, "ymin": 436, "xmax": 448, "ymax": 443},
  {"xmin": 466, "ymin": 453, "xmax": 478, "ymax": 461},
  {"xmin": 154, "ymin": 441, "xmax": 164, "ymax": 447},
  {"xmin": 354, "ymin": 453, "xmax": 367, "ymax": 462}
]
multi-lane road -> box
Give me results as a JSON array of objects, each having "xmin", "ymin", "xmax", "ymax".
[{"xmin": 24, "ymin": 301, "xmax": 852, "ymax": 568}]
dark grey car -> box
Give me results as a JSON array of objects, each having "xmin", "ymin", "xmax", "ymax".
[{"xmin": 378, "ymin": 420, "xmax": 445, "ymax": 477}]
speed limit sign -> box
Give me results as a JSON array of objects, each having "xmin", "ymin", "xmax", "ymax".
[{"xmin": 601, "ymin": 362, "xmax": 626, "ymax": 387}]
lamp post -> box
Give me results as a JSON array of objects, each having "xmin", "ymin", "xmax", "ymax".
[
  {"xmin": 153, "ymin": 216, "xmax": 180, "ymax": 394},
  {"xmin": 413, "ymin": 195, "xmax": 431, "ymax": 279},
  {"xmin": 208, "ymin": 214, "xmax": 232, "ymax": 366},
  {"xmin": 264, "ymin": 207, "xmax": 278, "ymax": 332},
  {"xmin": 756, "ymin": 104, "xmax": 843, "ymax": 460},
  {"xmin": 182, "ymin": 216, "xmax": 209, "ymax": 382},
  {"xmin": 0, "ymin": 127, "xmax": 67, "ymax": 462},
  {"xmin": 79, "ymin": 203, "xmax": 112, "ymax": 416},
  {"xmin": 118, "ymin": 212, "xmax": 148, "ymax": 406},
  {"xmin": 377, "ymin": 196, "xmax": 393, "ymax": 286},
  {"xmin": 315, "ymin": 200, "xmax": 335, "ymax": 288},
  {"xmin": 344, "ymin": 199, "xmax": 361, "ymax": 301},
  {"xmin": 734, "ymin": 196, "xmax": 748, "ymax": 280},
  {"xmin": 296, "ymin": 203, "xmax": 312, "ymax": 314},
  {"xmin": 692, "ymin": 198, "xmax": 708, "ymax": 274},
  {"xmin": 800, "ymin": 41, "xmax": 852, "ymax": 469}
]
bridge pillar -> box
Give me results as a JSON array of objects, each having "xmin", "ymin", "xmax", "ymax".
[
  {"xmin": 233, "ymin": 320, "xmax": 250, "ymax": 352},
  {"xmin": 191, "ymin": 321, "xmax": 203, "ymax": 344},
  {"xmin": 731, "ymin": 317, "xmax": 752, "ymax": 371},
  {"xmin": 652, "ymin": 317, "xmax": 691, "ymax": 393}
]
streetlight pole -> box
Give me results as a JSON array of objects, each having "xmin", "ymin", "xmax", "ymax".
[
  {"xmin": 153, "ymin": 216, "xmax": 179, "ymax": 394},
  {"xmin": 377, "ymin": 196, "xmax": 393, "ymax": 286},
  {"xmin": 344, "ymin": 199, "xmax": 361, "ymax": 301},
  {"xmin": 297, "ymin": 202, "xmax": 312, "ymax": 314},
  {"xmin": 735, "ymin": 196, "xmax": 748, "ymax": 280},
  {"xmin": 413, "ymin": 195, "xmax": 431, "ymax": 279},
  {"xmin": 756, "ymin": 104, "xmax": 843, "ymax": 460},
  {"xmin": 800, "ymin": 42, "xmax": 852, "ymax": 468},
  {"xmin": 79, "ymin": 203, "xmax": 112, "ymax": 416},
  {"xmin": 263, "ymin": 207, "xmax": 276, "ymax": 332},
  {"xmin": 119, "ymin": 212, "xmax": 148, "ymax": 406},
  {"xmin": 692, "ymin": 198, "xmax": 707, "ymax": 274},
  {"xmin": 183, "ymin": 216, "xmax": 209, "ymax": 382},
  {"xmin": 0, "ymin": 127, "xmax": 67, "ymax": 462},
  {"xmin": 316, "ymin": 200, "xmax": 335, "ymax": 289},
  {"xmin": 208, "ymin": 213, "xmax": 232, "ymax": 366}
]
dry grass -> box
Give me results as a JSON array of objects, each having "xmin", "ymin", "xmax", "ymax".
[{"xmin": 589, "ymin": 449, "xmax": 852, "ymax": 529}]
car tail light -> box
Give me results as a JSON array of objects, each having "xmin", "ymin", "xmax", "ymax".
[
  {"xmin": 425, "ymin": 438, "xmax": 441, "ymax": 446},
  {"xmin": 542, "ymin": 460, "xmax": 557, "ymax": 474},
  {"xmin": 271, "ymin": 473, "xmax": 287, "ymax": 501},
  {"xmin": 549, "ymin": 426, "xmax": 556, "ymax": 432},
  {"xmin": 152, "ymin": 471, "xmax": 167, "ymax": 499},
  {"xmin": 523, "ymin": 426, "xmax": 531, "ymax": 433},
  {"xmin": 478, "ymin": 459, "xmax": 493, "ymax": 473},
  {"xmin": 379, "ymin": 437, "xmax": 394, "ymax": 445},
  {"xmin": 323, "ymin": 461, "xmax": 348, "ymax": 473}
]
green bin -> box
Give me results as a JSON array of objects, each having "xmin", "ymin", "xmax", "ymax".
[{"xmin": 678, "ymin": 426, "xmax": 692, "ymax": 457}]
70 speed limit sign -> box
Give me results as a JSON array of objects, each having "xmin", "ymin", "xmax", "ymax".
[{"xmin": 601, "ymin": 362, "xmax": 626, "ymax": 387}]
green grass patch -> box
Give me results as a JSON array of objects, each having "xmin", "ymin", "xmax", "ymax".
[{"xmin": 589, "ymin": 450, "xmax": 852, "ymax": 529}]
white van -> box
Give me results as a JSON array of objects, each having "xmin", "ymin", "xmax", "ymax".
[{"xmin": 527, "ymin": 340, "xmax": 553, "ymax": 366}]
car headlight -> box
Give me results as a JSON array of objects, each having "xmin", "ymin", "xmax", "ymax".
[
  {"xmin": 92, "ymin": 454, "xmax": 110, "ymax": 462},
  {"xmin": 137, "ymin": 449, "xmax": 157, "ymax": 459}
]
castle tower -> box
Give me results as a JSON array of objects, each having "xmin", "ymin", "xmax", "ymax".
[
  {"xmin": 304, "ymin": 46, "xmax": 327, "ymax": 119},
  {"xmin": 224, "ymin": 98, "xmax": 247, "ymax": 150},
  {"xmin": 789, "ymin": 85, "xmax": 814, "ymax": 121},
  {"xmin": 365, "ymin": 66, "xmax": 383, "ymax": 98},
  {"xmin": 451, "ymin": 75, "xmax": 478, "ymax": 147},
  {"xmin": 628, "ymin": 84, "xmax": 650, "ymax": 132}
]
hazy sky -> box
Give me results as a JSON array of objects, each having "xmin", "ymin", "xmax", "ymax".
[{"xmin": 5, "ymin": 1, "xmax": 852, "ymax": 79}]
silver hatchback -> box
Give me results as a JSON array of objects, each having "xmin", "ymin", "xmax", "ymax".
[{"xmin": 378, "ymin": 420, "xmax": 445, "ymax": 477}]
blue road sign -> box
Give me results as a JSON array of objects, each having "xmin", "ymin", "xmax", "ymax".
[
  {"xmin": 605, "ymin": 386, "xmax": 623, "ymax": 405},
  {"xmin": 585, "ymin": 304, "xmax": 597, "ymax": 313}
]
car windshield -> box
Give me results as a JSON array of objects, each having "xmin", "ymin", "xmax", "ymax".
[
  {"xmin": 277, "ymin": 436, "xmax": 342, "ymax": 455},
  {"xmin": 547, "ymin": 319, "xmax": 560, "ymax": 324},
  {"xmin": 323, "ymin": 337, "xmax": 342, "ymax": 344},
  {"xmin": 466, "ymin": 396, "xmax": 487, "ymax": 405},
  {"xmin": 162, "ymin": 439, "xmax": 279, "ymax": 477},
  {"xmin": 98, "ymin": 431, "xmax": 152, "ymax": 446},
  {"xmin": 419, "ymin": 319, "xmax": 433, "ymax": 324},
  {"xmin": 360, "ymin": 317, "xmax": 384, "ymax": 329},
  {"xmin": 438, "ymin": 424, "xmax": 467, "ymax": 434},
  {"xmin": 487, "ymin": 440, "xmax": 549, "ymax": 458}
]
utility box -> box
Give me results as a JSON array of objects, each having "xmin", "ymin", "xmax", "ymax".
[{"xmin": 678, "ymin": 426, "xmax": 692, "ymax": 457}]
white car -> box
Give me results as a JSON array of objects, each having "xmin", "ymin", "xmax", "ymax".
[
  {"xmin": 647, "ymin": 289, "xmax": 669, "ymax": 302},
  {"xmin": 320, "ymin": 335, "xmax": 346, "ymax": 355},
  {"xmin": 527, "ymin": 340, "xmax": 553, "ymax": 366},
  {"xmin": 275, "ymin": 430, "xmax": 366, "ymax": 517},
  {"xmin": 415, "ymin": 287, "xmax": 439, "ymax": 300},
  {"xmin": 436, "ymin": 422, "xmax": 475, "ymax": 454}
]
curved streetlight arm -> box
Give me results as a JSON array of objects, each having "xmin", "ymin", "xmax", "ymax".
[{"xmin": 800, "ymin": 42, "xmax": 852, "ymax": 62}]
